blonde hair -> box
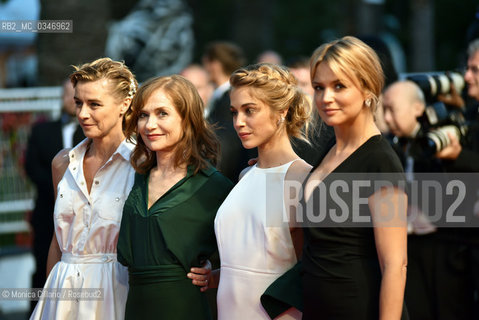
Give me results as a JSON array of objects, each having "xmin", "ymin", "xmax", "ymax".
[
  {"xmin": 310, "ymin": 36, "xmax": 384, "ymax": 112},
  {"xmin": 125, "ymin": 75, "xmax": 220, "ymax": 175},
  {"xmin": 229, "ymin": 63, "xmax": 312, "ymax": 142},
  {"xmin": 70, "ymin": 57, "xmax": 138, "ymax": 102}
]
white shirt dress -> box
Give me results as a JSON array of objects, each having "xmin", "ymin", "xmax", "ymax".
[{"xmin": 30, "ymin": 139, "xmax": 135, "ymax": 320}]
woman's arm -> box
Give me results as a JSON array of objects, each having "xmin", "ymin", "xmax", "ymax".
[
  {"xmin": 369, "ymin": 187, "xmax": 408, "ymax": 320},
  {"xmin": 45, "ymin": 149, "xmax": 70, "ymax": 277},
  {"xmin": 285, "ymin": 159, "xmax": 312, "ymax": 259},
  {"xmin": 46, "ymin": 233, "xmax": 61, "ymax": 277}
]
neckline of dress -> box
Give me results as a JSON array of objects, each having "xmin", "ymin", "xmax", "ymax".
[{"xmin": 253, "ymin": 159, "xmax": 299, "ymax": 171}]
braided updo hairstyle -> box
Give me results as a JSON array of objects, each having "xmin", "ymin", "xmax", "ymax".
[{"xmin": 229, "ymin": 63, "xmax": 312, "ymax": 142}]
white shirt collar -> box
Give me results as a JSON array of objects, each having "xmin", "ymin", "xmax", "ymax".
[{"xmin": 69, "ymin": 138, "xmax": 135, "ymax": 162}]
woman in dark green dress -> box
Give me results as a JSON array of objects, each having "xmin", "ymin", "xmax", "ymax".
[{"xmin": 118, "ymin": 75, "xmax": 233, "ymax": 320}]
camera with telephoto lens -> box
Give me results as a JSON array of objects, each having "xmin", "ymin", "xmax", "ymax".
[
  {"xmin": 406, "ymin": 72, "xmax": 468, "ymax": 158},
  {"xmin": 407, "ymin": 72, "xmax": 465, "ymax": 103}
]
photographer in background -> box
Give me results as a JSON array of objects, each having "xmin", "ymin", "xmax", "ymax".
[
  {"xmin": 434, "ymin": 38, "xmax": 479, "ymax": 318},
  {"xmin": 383, "ymin": 80, "xmax": 474, "ymax": 320},
  {"xmin": 383, "ymin": 81, "xmax": 424, "ymax": 139},
  {"xmin": 382, "ymin": 80, "xmax": 444, "ymax": 180},
  {"xmin": 436, "ymin": 39, "xmax": 479, "ymax": 169}
]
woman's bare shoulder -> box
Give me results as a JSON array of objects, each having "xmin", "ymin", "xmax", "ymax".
[
  {"xmin": 288, "ymin": 159, "xmax": 312, "ymax": 175},
  {"xmin": 285, "ymin": 159, "xmax": 312, "ymax": 183}
]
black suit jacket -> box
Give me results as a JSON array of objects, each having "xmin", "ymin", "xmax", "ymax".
[{"xmin": 208, "ymin": 90, "xmax": 256, "ymax": 183}]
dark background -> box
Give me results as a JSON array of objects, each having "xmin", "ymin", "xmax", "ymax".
[{"xmin": 16, "ymin": 0, "xmax": 479, "ymax": 85}]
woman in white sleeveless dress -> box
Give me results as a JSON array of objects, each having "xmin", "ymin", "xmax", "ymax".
[
  {"xmin": 30, "ymin": 58, "xmax": 137, "ymax": 320},
  {"xmin": 191, "ymin": 63, "xmax": 312, "ymax": 319}
]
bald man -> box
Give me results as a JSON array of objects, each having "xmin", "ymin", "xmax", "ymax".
[{"xmin": 382, "ymin": 80, "xmax": 425, "ymax": 138}]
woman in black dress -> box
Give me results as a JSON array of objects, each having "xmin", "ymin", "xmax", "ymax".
[{"xmin": 301, "ymin": 36, "xmax": 408, "ymax": 319}]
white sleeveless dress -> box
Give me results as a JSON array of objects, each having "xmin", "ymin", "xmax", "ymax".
[
  {"xmin": 214, "ymin": 161, "xmax": 301, "ymax": 320},
  {"xmin": 30, "ymin": 139, "xmax": 135, "ymax": 320}
]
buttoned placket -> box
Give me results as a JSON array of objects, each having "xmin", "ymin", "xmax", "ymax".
[
  {"xmin": 82, "ymin": 154, "xmax": 116, "ymax": 236},
  {"xmin": 69, "ymin": 151, "xmax": 93, "ymax": 251},
  {"xmin": 65, "ymin": 150, "xmax": 84, "ymax": 306}
]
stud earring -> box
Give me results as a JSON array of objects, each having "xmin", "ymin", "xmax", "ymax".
[
  {"xmin": 365, "ymin": 99, "xmax": 371, "ymax": 107},
  {"xmin": 277, "ymin": 116, "xmax": 285, "ymax": 126}
]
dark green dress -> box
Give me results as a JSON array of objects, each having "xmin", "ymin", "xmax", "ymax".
[{"xmin": 117, "ymin": 165, "xmax": 233, "ymax": 320}]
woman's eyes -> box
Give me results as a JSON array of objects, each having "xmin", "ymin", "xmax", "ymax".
[
  {"xmin": 229, "ymin": 107, "xmax": 255, "ymax": 116},
  {"xmin": 313, "ymin": 83, "xmax": 346, "ymax": 91},
  {"xmin": 73, "ymin": 100, "xmax": 102, "ymax": 108},
  {"xmin": 139, "ymin": 110, "xmax": 168, "ymax": 118}
]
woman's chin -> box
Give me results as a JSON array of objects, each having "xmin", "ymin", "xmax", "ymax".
[{"xmin": 240, "ymin": 141, "xmax": 257, "ymax": 149}]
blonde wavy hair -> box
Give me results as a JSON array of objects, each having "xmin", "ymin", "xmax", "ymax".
[
  {"xmin": 70, "ymin": 57, "xmax": 138, "ymax": 128},
  {"xmin": 229, "ymin": 63, "xmax": 312, "ymax": 142},
  {"xmin": 310, "ymin": 36, "xmax": 384, "ymax": 113},
  {"xmin": 125, "ymin": 75, "xmax": 220, "ymax": 175},
  {"xmin": 70, "ymin": 57, "xmax": 137, "ymax": 101}
]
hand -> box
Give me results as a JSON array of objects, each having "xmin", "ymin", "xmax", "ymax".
[
  {"xmin": 437, "ymin": 73, "xmax": 465, "ymax": 109},
  {"xmin": 407, "ymin": 205, "xmax": 436, "ymax": 235},
  {"xmin": 187, "ymin": 259, "xmax": 211, "ymax": 292},
  {"xmin": 435, "ymin": 132, "xmax": 462, "ymax": 160}
]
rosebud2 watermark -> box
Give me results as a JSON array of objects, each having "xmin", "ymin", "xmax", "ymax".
[{"xmin": 264, "ymin": 172, "xmax": 479, "ymax": 228}]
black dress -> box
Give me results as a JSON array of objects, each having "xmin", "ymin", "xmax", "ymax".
[{"xmin": 302, "ymin": 135, "xmax": 408, "ymax": 319}]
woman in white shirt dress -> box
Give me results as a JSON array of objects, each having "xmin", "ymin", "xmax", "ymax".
[{"xmin": 30, "ymin": 57, "xmax": 138, "ymax": 320}]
